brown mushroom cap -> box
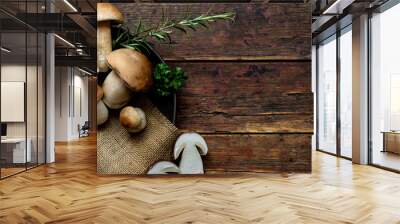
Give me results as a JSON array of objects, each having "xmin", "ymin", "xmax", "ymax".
[
  {"xmin": 120, "ymin": 106, "xmax": 146, "ymax": 133},
  {"xmin": 97, "ymin": 85, "xmax": 104, "ymax": 102},
  {"xmin": 97, "ymin": 3, "xmax": 124, "ymax": 23},
  {"xmin": 106, "ymin": 49, "xmax": 153, "ymax": 92}
]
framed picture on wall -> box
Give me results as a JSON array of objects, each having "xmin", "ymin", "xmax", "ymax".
[{"xmin": 1, "ymin": 81, "xmax": 25, "ymax": 122}]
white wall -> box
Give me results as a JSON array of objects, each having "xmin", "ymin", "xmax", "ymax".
[
  {"xmin": 55, "ymin": 66, "xmax": 69, "ymax": 141},
  {"xmin": 1, "ymin": 65, "xmax": 27, "ymax": 140},
  {"xmin": 1, "ymin": 65, "xmax": 38, "ymax": 137},
  {"xmin": 72, "ymin": 73, "xmax": 89, "ymax": 138},
  {"xmin": 1, "ymin": 63, "xmax": 46, "ymax": 164},
  {"xmin": 54, "ymin": 67, "xmax": 89, "ymax": 141}
]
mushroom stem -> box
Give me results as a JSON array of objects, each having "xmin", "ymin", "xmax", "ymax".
[
  {"xmin": 179, "ymin": 145, "xmax": 204, "ymax": 174},
  {"xmin": 102, "ymin": 71, "xmax": 132, "ymax": 109},
  {"xmin": 97, "ymin": 100, "xmax": 109, "ymax": 126},
  {"xmin": 97, "ymin": 21, "xmax": 112, "ymax": 72}
]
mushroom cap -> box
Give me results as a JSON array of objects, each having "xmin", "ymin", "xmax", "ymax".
[
  {"xmin": 174, "ymin": 132, "xmax": 208, "ymax": 160},
  {"xmin": 147, "ymin": 161, "xmax": 180, "ymax": 175},
  {"xmin": 106, "ymin": 48, "xmax": 153, "ymax": 92},
  {"xmin": 120, "ymin": 106, "xmax": 147, "ymax": 133},
  {"xmin": 97, "ymin": 3, "xmax": 124, "ymax": 23},
  {"xmin": 102, "ymin": 70, "xmax": 132, "ymax": 109},
  {"xmin": 97, "ymin": 85, "xmax": 104, "ymax": 102}
]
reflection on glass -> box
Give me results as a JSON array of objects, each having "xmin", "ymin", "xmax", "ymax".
[
  {"xmin": 371, "ymin": 3, "xmax": 400, "ymax": 171},
  {"xmin": 340, "ymin": 28, "xmax": 352, "ymax": 158},
  {"xmin": 38, "ymin": 32, "xmax": 46, "ymax": 165},
  {"xmin": 27, "ymin": 31, "xmax": 38, "ymax": 169},
  {"xmin": 318, "ymin": 36, "xmax": 337, "ymax": 154},
  {"xmin": 0, "ymin": 0, "xmax": 46, "ymax": 178},
  {"xmin": 1, "ymin": 31, "xmax": 28, "ymax": 177}
]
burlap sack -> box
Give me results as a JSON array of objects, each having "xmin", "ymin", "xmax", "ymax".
[{"xmin": 97, "ymin": 96, "xmax": 178, "ymax": 174}]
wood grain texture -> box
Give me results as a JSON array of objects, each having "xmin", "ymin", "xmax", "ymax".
[
  {"xmin": 113, "ymin": 2, "xmax": 312, "ymax": 172},
  {"xmin": 203, "ymin": 134, "xmax": 311, "ymax": 172},
  {"xmin": 172, "ymin": 62, "xmax": 313, "ymax": 133},
  {"xmin": 2, "ymin": 136, "xmax": 400, "ymax": 223},
  {"xmin": 115, "ymin": 3, "xmax": 311, "ymax": 60}
]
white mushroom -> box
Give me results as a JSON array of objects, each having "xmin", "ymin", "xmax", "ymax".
[
  {"xmin": 97, "ymin": 3, "xmax": 124, "ymax": 72},
  {"xmin": 147, "ymin": 161, "xmax": 180, "ymax": 174},
  {"xmin": 97, "ymin": 100, "xmax": 109, "ymax": 126},
  {"xmin": 102, "ymin": 70, "xmax": 132, "ymax": 109},
  {"xmin": 97, "ymin": 85, "xmax": 108, "ymax": 126},
  {"xmin": 119, "ymin": 106, "xmax": 146, "ymax": 133},
  {"xmin": 174, "ymin": 133, "xmax": 208, "ymax": 174}
]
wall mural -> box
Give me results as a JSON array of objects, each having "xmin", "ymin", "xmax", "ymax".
[{"xmin": 96, "ymin": 2, "xmax": 312, "ymax": 175}]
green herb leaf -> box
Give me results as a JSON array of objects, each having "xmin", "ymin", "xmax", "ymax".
[
  {"xmin": 112, "ymin": 11, "xmax": 235, "ymax": 50},
  {"xmin": 153, "ymin": 63, "xmax": 187, "ymax": 97}
]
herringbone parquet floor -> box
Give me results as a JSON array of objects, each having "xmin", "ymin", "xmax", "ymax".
[{"xmin": 0, "ymin": 135, "xmax": 400, "ymax": 224}]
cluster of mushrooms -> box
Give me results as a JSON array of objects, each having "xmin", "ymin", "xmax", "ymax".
[
  {"xmin": 97, "ymin": 4, "xmax": 151, "ymax": 133},
  {"xmin": 97, "ymin": 3, "xmax": 209, "ymax": 175}
]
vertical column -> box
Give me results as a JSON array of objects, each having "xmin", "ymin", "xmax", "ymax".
[
  {"xmin": 352, "ymin": 14, "xmax": 369, "ymax": 164},
  {"xmin": 312, "ymin": 45, "xmax": 317, "ymax": 151},
  {"xmin": 46, "ymin": 32, "xmax": 55, "ymax": 163}
]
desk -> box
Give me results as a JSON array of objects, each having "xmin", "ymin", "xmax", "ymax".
[
  {"xmin": 382, "ymin": 132, "xmax": 400, "ymax": 154},
  {"xmin": 1, "ymin": 138, "xmax": 32, "ymax": 163}
]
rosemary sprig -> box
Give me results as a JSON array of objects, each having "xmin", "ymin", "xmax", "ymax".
[{"xmin": 112, "ymin": 11, "xmax": 235, "ymax": 53}]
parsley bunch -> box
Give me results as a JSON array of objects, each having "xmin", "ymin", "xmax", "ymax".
[{"xmin": 153, "ymin": 63, "xmax": 187, "ymax": 97}]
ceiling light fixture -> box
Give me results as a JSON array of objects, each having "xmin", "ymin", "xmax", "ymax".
[
  {"xmin": 1, "ymin": 47, "xmax": 11, "ymax": 53},
  {"xmin": 63, "ymin": 0, "xmax": 78, "ymax": 12},
  {"xmin": 322, "ymin": 0, "xmax": 355, "ymax": 15},
  {"xmin": 54, "ymin": 34, "xmax": 76, "ymax": 48},
  {"xmin": 78, "ymin": 67, "xmax": 93, "ymax": 76}
]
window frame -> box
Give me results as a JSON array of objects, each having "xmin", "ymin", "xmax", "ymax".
[
  {"xmin": 367, "ymin": 0, "xmax": 400, "ymax": 173},
  {"xmin": 315, "ymin": 24, "xmax": 353, "ymax": 160}
]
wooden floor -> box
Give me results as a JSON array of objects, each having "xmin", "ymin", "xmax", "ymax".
[
  {"xmin": 372, "ymin": 150, "xmax": 400, "ymax": 171},
  {"xmin": 0, "ymin": 135, "xmax": 400, "ymax": 224},
  {"xmin": 1, "ymin": 167, "xmax": 26, "ymax": 178}
]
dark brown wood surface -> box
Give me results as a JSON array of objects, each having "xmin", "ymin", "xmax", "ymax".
[
  {"xmin": 115, "ymin": 2, "xmax": 312, "ymax": 172},
  {"xmin": 118, "ymin": 3, "xmax": 311, "ymax": 60},
  {"xmin": 203, "ymin": 134, "xmax": 311, "ymax": 172},
  {"xmin": 172, "ymin": 62, "xmax": 313, "ymax": 133}
]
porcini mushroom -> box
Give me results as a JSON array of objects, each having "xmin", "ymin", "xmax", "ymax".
[
  {"xmin": 97, "ymin": 84, "xmax": 104, "ymax": 101},
  {"xmin": 119, "ymin": 106, "xmax": 146, "ymax": 133},
  {"xmin": 97, "ymin": 101, "xmax": 109, "ymax": 126},
  {"xmin": 97, "ymin": 3, "xmax": 124, "ymax": 72},
  {"xmin": 97, "ymin": 85, "xmax": 108, "ymax": 126},
  {"xmin": 147, "ymin": 161, "xmax": 180, "ymax": 175},
  {"xmin": 174, "ymin": 133, "xmax": 208, "ymax": 174},
  {"xmin": 106, "ymin": 48, "xmax": 153, "ymax": 92},
  {"xmin": 102, "ymin": 70, "xmax": 132, "ymax": 109}
]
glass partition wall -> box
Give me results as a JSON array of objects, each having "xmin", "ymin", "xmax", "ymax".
[
  {"xmin": 316, "ymin": 26, "xmax": 353, "ymax": 159},
  {"xmin": 0, "ymin": 1, "xmax": 46, "ymax": 179},
  {"xmin": 317, "ymin": 35, "xmax": 337, "ymax": 155},
  {"xmin": 339, "ymin": 27, "xmax": 352, "ymax": 159},
  {"xmin": 370, "ymin": 3, "xmax": 400, "ymax": 171}
]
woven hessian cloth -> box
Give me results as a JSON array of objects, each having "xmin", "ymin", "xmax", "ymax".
[{"xmin": 97, "ymin": 96, "xmax": 178, "ymax": 174}]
